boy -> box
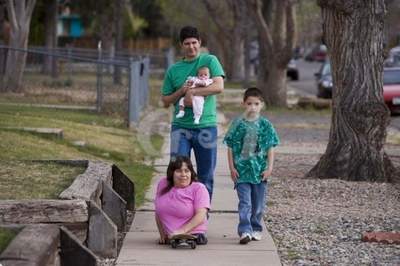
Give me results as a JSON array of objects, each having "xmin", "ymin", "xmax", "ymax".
[
  {"xmin": 176, "ymin": 66, "xmax": 213, "ymax": 124},
  {"xmin": 223, "ymin": 87, "xmax": 280, "ymax": 244}
]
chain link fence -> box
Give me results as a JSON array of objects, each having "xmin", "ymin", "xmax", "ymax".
[{"xmin": 0, "ymin": 45, "xmax": 174, "ymax": 126}]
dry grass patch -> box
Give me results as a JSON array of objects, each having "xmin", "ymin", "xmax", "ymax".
[{"xmin": 0, "ymin": 161, "xmax": 86, "ymax": 200}]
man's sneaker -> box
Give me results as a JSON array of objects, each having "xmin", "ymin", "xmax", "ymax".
[
  {"xmin": 239, "ymin": 233, "xmax": 251, "ymax": 244},
  {"xmin": 252, "ymin": 231, "xmax": 262, "ymax": 241}
]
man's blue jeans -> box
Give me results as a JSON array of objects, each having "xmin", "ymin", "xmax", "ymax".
[
  {"xmin": 170, "ymin": 125, "xmax": 218, "ymax": 200},
  {"xmin": 236, "ymin": 181, "xmax": 268, "ymax": 236}
]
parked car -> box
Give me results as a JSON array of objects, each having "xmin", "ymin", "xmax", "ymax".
[
  {"xmin": 384, "ymin": 46, "xmax": 400, "ymax": 67},
  {"xmin": 287, "ymin": 59, "xmax": 299, "ymax": 80},
  {"xmin": 305, "ymin": 44, "xmax": 328, "ymax": 62},
  {"xmin": 315, "ymin": 60, "xmax": 333, "ymax": 98},
  {"xmin": 383, "ymin": 67, "xmax": 400, "ymax": 114},
  {"xmin": 315, "ymin": 63, "xmax": 400, "ymax": 113}
]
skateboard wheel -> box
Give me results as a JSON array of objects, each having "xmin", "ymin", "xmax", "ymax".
[{"xmin": 171, "ymin": 241, "xmax": 177, "ymax": 249}]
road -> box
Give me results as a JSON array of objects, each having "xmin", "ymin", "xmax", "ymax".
[{"xmin": 288, "ymin": 59, "xmax": 400, "ymax": 130}]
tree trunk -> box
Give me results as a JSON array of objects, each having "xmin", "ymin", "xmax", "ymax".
[
  {"xmin": 3, "ymin": 0, "xmax": 36, "ymax": 92},
  {"xmin": 247, "ymin": 0, "xmax": 296, "ymax": 107},
  {"xmin": 307, "ymin": 0, "xmax": 396, "ymax": 182},
  {"xmin": 113, "ymin": 0, "xmax": 123, "ymax": 85},
  {"xmin": 258, "ymin": 59, "xmax": 287, "ymax": 106},
  {"xmin": 228, "ymin": 0, "xmax": 246, "ymax": 81},
  {"xmin": 43, "ymin": 0, "xmax": 58, "ymax": 77},
  {"xmin": 229, "ymin": 28, "xmax": 244, "ymax": 81},
  {"xmin": 243, "ymin": 22, "xmax": 251, "ymax": 87},
  {"xmin": 97, "ymin": 2, "xmax": 114, "ymax": 60},
  {"xmin": 0, "ymin": 4, "xmax": 6, "ymax": 75},
  {"xmin": 201, "ymin": 0, "xmax": 246, "ymax": 81},
  {"xmin": 3, "ymin": 30, "xmax": 28, "ymax": 92}
]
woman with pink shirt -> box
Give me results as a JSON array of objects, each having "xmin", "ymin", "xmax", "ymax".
[{"xmin": 155, "ymin": 156, "xmax": 210, "ymax": 245}]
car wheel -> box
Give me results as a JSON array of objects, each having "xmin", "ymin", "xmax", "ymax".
[{"xmin": 317, "ymin": 88, "xmax": 330, "ymax": 99}]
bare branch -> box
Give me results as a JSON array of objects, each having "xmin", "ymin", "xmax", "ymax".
[
  {"xmin": 5, "ymin": 0, "xmax": 17, "ymax": 31},
  {"xmin": 201, "ymin": 0, "xmax": 230, "ymax": 39},
  {"xmin": 282, "ymin": 1, "xmax": 296, "ymax": 63},
  {"xmin": 272, "ymin": 2, "xmax": 285, "ymax": 54},
  {"xmin": 247, "ymin": 0, "xmax": 273, "ymax": 52},
  {"xmin": 26, "ymin": 0, "xmax": 36, "ymax": 21}
]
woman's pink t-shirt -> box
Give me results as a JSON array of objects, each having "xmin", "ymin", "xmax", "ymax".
[{"xmin": 154, "ymin": 177, "xmax": 210, "ymax": 235}]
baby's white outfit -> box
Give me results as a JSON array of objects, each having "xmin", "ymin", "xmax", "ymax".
[{"xmin": 176, "ymin": 76, "xmax": 213, "ymax": 124}]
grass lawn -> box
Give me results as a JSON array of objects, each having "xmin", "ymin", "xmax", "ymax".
[
  {"xmin": 0, "ymin": 103, "xmax": 163, "ymax": 206},
  {"xmin": 0, "ymin": 228, "xmax": 18, "ymax": 254}
]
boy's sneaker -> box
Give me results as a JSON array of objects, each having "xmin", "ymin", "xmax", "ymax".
[
  {"xmin": 252, "ymin": 231, "xmax": 262, "ymax": 241},
  {"xmin": 239, "ymin": 233, "xmax": 251, "ymax": 244}
]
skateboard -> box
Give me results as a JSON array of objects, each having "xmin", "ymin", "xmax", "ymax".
[{"xmin": 170, "ymin": 233, "xmax": 197, "ymax": 249}]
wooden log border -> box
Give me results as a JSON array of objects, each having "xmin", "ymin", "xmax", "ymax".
[
  {"xmin": 0, "ymin": 225, "xmax": 98, "ymax": 266},
  {"xmin": 0, "ymin": 160, "xmax": 136, "ymax": 261}
]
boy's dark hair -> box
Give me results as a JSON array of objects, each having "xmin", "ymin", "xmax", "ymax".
[
  {"xmin": 243, "ymin": 87, "xmax": 264, "ymax": 102},
  {"xmin": 180, "ymin": 26, "xmax": 200, "ymax": 43}
]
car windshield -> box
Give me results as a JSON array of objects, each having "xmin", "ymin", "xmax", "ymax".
[
  {"xmin": 383, "ymin": 69, "xmax": 400, "ymax": 84},
  {"xmin": 321, "ymin": 62, "xmax": 331, "ymax": 76}
]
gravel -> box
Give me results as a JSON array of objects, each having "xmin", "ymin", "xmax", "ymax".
[{"xmin": 263, "ymin": 116, "xmax": 400, "ymax": 266}]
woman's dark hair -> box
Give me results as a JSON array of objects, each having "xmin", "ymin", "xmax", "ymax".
[
  {"xmin": 160, "ymin": 156, "xmax": 198, "ymax": 195},
  {"xmin": 179, "ymin": 26, "xmax": 200, "ymax": 43},
  {"xmin": 243, "ymin": 87, "xmax": 264, "ymax": 102}
]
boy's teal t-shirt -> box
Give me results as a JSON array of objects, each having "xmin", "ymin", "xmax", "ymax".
[
  {"xmin": 162, "ymin": 53, "xmax": 225, "ymax": 128},
  {"xmin": 223, "ymin": 116, "xmax": 280, "ymax": 184}
]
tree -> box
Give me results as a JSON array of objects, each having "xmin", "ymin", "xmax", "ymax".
[
  {"xmin": 43, "ymin": 0, "xmax": 57, "ymax": 77},
  {"xmin": 296, "ymin": 0, "xmax": 322, "ymax": 51},
  {"xmin": 158, "ymin": 0, "xmax": 249, "ymax": 81},
  {"xmin": 307, "ymin": 0, "xmax": 396, "ymax": 182},
  {"xmin": 246, "ymin": 0, "xmax": 297, "ymax": 106},
  {"xmin": 201, "ymin": 0, "xmax": 247, "ymax": 81},
  {"xmin": 2, "ymin": 0, "xmax": 36, "ymax": 92},
  {"xmin": 112, "ymin": 0, "xmax": 124, "ymax": 84}
]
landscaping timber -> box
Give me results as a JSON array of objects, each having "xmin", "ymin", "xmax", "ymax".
[
  {"xmin": 0, "ymin": 127, "xmax": 64, "ymax": 139},
  {"xmin": 0, "ymin": 160, "xmax": 135, "ymax": 261},
  {"xmin": 0, "ymin": 224, "xmax": 59, "ymax": 266},
  {"xmin": 0, "ymin": 199, "xmax": 88, "ymax": 224},
  {"xmin": 59, "ymin": 161, "xmax": 113, "ymax": 207}
]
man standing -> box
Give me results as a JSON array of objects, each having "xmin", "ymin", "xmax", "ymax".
[{"xmin": 161, "ymin": 26, "xmax": 225, "ymax": 200}]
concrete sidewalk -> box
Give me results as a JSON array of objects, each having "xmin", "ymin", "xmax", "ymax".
[{"xmin": 116, "ymin": 114, "xmax": 281, "ymax": 266}]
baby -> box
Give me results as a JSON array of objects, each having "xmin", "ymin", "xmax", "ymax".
[{"xmin": 176, "ymin": 66, "xmax": 213, "ymax": 124}]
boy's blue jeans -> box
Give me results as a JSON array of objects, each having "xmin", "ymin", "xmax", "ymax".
[
  {"xmin": 236, "ymin": 181, "xmax": 268, "ymax": 236},
  {"xmin": 170, "ymin": 125, "xmax": 217, "ymax": 200}
]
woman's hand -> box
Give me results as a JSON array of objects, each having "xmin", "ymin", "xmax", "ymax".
[
  {"xmin": 261, "ymin": 168, "xmax": 272, "ymax": 181},
  {"xmin": 170, "ymin": 229, "xmax": 186, "ymax": 237},
  {"xmin": 158, "ymin": 235, "xmax": 168, "ymax": 245}
]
